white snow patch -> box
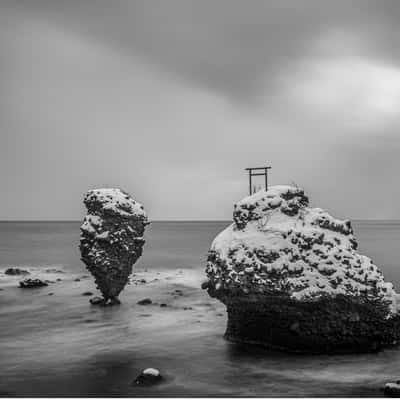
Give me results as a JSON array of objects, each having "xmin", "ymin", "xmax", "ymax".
[{"xmin": 143, "ymin": 368, "xmax": 160, "ymax": 376}]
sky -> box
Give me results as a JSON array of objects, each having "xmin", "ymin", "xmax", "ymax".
[{"xmin": 1, "ymin": 0, "xmax": 400, "ymax": 220}]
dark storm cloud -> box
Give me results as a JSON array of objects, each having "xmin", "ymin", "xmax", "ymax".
[{"xmin": 5, "ymin": 0, "xmax": 400, "ymax": 101}]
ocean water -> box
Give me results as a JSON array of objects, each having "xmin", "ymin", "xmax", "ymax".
[{"xmin": 0, "ymin": 220, "xmax": 399, "ymax": 396}]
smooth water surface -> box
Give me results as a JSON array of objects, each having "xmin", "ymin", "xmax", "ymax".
[{"xmin": 0, "ymin": 220, "xmax": 399, "ymax": 397}]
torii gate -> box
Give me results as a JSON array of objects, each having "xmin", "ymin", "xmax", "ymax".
[{"xmin": 245, "ymin": 166, "xmax": 271, "ymax": 195}]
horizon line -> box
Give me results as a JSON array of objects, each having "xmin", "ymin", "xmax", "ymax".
[{"xmin": 1, "ymin": 219, "xmax": 400, "ymax": 223}]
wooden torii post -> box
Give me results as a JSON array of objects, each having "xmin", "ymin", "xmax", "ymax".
[{"xmin": 245, "ymin": 166, "xmax": 271, "ymax": 195}]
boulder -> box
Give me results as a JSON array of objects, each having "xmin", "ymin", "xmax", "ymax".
[
  {"xmin": 203, "ymin": 185, "xmax": 400, "ymax": 353},
  {"xmin": 133, "ymin": 368, "xmax": 162, "ymax": 386},
  {"xmin": 79, "ymin": 188, "xmax": 148, "ymax": 304},
  {"xmin": 19, "ymin": 279, "xmax": 48, "ymax": 288}
]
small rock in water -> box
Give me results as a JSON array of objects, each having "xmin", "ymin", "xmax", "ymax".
[
  {"xmin": 384, "ymin": 382, "xmax": 400, "ymax": 397},
  {"xmin": 133, "ymin": 368, "xmax": 162, "ymax": 386},
  {"xmin": 137, "ymin": 298, "xmax": 152, "ymax": 305},
  {"xmin": 160, "ymin": 303, "xmax": 168, "ymax": 308},
  {"xmin": 56, "ymin": 278, "xmax": 62, "ymax": 282},
  {"xmin": 82, "ymin": 291, "xmax": 93, "ymax": 296},
  {"xmin": 19, "ymin": 279, "xmax": 48, "ymax": 288},
  {"xmin": 90, "ymin": 296, "xmax": 104, "ymax": 305},
  {"xmin": 45, "ymin": 268, "xmax": 64, "ymax": 274},
  {"xmin": 5, "ymin": 267, "xmax": 29, "ymax": 276},
  {"xmin": 74, "ymin": 278, "xmax": 81, "ymax": 282},
  {"xmin": 47, "ymin": 292, "xmax": 54, "ymax": 296},
  {"xmin": 201, "ymin": 280, "xmax": 209, "ymax": 290},
  {"xmin": 89, "ymin": 296, "xmax": 120, "ymax": 306}
]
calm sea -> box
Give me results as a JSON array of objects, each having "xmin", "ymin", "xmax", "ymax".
[
  {"xmin": 1, "ymin": 220, "xmax": 399, "ymax": 281},
  {"xmin": 0, "ymin": 220, "xmax": 399, "ymax": 396}
]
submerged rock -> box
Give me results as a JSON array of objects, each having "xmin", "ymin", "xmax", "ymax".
[
  {"xmin": 19, "ymin": 279, "xmax": 48, "ymax": 288},
  {"xmin": 203, "ymin": 185, "xmax": 400, "ymax": 353},
  {"xmin": 89, "ymin": 296, "xmax": 104, "ymax": 305},
  {"xmin": 80, "ymin": 188, "xmax": 148, "ymax": 304},
  {"xmin": 133, "ymin": 368, "xmax": 162, "ymax": 386},
  {"xmin": 137, "ymin": 298, "xmax": 152, "ymax": 305},
  {"xmin": 5, "ymin": 267, "xmax": 29, "ymax": 276}
]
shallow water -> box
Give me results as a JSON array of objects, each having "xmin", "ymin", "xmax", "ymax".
[{"xmin": 0, "ymin": 220, "xmax": 399, "ymax": 396}]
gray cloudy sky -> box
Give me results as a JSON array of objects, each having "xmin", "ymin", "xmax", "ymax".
[{"xmin": 1, "ymin": 0, "xmax": 400, "ymax": 220}]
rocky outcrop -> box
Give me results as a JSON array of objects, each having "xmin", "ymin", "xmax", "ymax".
[
  {"xmin": 203, "ymin": 185, "xmax": 400, "ymax": 353},
  {"xmin": 80, "ymin": 188, "xmax": 148, "ymax": 305}
]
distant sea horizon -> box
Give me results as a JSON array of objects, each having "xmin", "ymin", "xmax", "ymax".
[{"xmin": 1, "ymin": 219, "xmax": 400, "ymax": 223}]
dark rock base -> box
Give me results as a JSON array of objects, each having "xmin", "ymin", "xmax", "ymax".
[
  {"xmin": 89, "ymin": 296, "xmax": 121, "ymax": 306},
  {"xmin": 223, "ymin": 295, "xmax": 400, "ymax": 354}
]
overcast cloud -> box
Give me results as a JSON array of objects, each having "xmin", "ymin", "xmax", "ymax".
[{"xmin": 1, "ymin": 0, "xmax": 400, "ymax": 220}]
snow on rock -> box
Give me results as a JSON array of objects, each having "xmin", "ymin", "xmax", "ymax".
[
  {"xmin": 203, "ymin": 185, "xmax": 400, "ymax": 353},
  {"xmin": 143, "ymin": 368, "xmax": 160, "ymax": 376},
  {"xmin": 205, "ymin": 185, "xmax": 398, "ymax": 314},
  {"xmin": 80, "ymin": 188, "xmax": 148, "ymax": 305}
]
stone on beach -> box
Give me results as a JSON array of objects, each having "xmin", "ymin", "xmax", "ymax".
[
  {"xmin": 79, "ymin": 188, "xmax": 148, "ymax": 304},
  {"xmin": 203, "ymin": 185, "xmax": 400, "ymax": 353}
]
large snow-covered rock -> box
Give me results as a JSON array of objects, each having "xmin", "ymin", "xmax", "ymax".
[
  {"xmin": 203, "ymin": 185, "xmax": 400, "ymax": 353},
  {"xmin": 80, "ymin": 188, "xmax": 148, "ymax": 305}
]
